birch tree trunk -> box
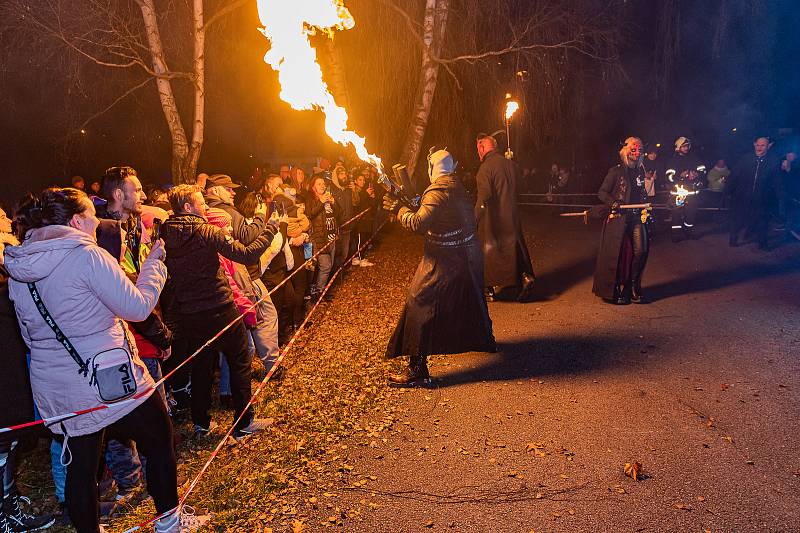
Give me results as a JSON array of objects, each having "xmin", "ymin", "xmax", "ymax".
[
  {"xmin": 137, "ymin": 0, "xmax": 203, "ymax": 184},
  {"xmin": 399, "ymin": 0, "xmax": 449, "ymax": 179}
]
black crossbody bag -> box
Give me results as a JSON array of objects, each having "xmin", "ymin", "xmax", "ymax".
[{"xmin": 28, "ymin": 282, "xmax": 137, "ymax": 403}]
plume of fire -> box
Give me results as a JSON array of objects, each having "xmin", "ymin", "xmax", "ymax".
[
  {"xmin": 256, "ymin": 0, "xmax": 382, "ymax": 171},
  {"xmin": 505, "ymin": 100, "xmax": 519, "ymax": 121}
]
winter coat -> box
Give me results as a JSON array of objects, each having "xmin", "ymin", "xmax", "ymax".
[
  {"xmin": 4, "ymin": 226, "xmax": 166, "ymax": 436},
  {"xmin": 161, "ymin": 213, "xmax": 276, "ymax": 315},
  {"xmin": 728, "ymin": 152, "xmax": 782, "ymax": 211},
  {"xmin": 328, "ymin": 180, "xmax": 354, "ymax": 231},
  {"xmin": 474, "ymin": 150, "xmax": 534, "ymax": 288},
  {"xmin": 205, "ymin": 194, "xmax": 267, "ymax": 246},
  {"xmin": 0, "ymin": 265, "xmax": 35, "ymax": 432},
  {"xmin": 386, "ymin": 174, "xmax": 495, "ymax": 358},
  {"xmin": 305, "ymin": 195, "xmax": 341, "ymax": 254}
]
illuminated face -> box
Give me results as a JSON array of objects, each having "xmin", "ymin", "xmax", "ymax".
[
  {"xmin": 354, "ymin": 175, "xmax": 366, "ymax": 189},
  {"xmin": 312, "ymin": 178, "xmax": 327, "ymax": 198},
  {"xmin": 186, "ymin": 192, "xmax": 208, "ymax": 219},
  {"xmin": 279, "ymin": 165, "xmax": 291, "ymax": 180},
  {"xmin": 678, "ymin": 143, "xmax": 690, "ymax": 155},
  {"xmin": 754, "ymin": 138, "xmax": 769, "ymax": 157},
  {"xmin": 267, "ymin": 177, "xmax": 283, "ymax": 195},
  {"xmin": 121, "ymin": 176, "xmax": 146, "ymax": 216},
  {"xmin": 0, "ymin": 208, "xmax": 12, "ymax": 234}
]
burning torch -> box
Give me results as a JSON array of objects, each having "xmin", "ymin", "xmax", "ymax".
[{"xmin": 504, "ymin": 95, "xmax": 519, "ymax": 160}]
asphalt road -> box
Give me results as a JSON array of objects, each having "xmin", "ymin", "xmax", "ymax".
[{"xmin": 300, "ymin": 209, "xmax": 800, "ymax": 533}]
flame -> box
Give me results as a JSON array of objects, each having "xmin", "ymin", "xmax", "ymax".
[
  {"xmin": 505, "ymin": 100, "xmax": 519, "ymax": 121},
  {"xmin": 257, "ymin": 0, "xmax": 382, "ymax": 171}
]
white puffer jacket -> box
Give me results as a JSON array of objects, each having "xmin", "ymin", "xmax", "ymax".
[{"xmin": 4, "ymin": 225, "xmax": 166, "ymax": 436}]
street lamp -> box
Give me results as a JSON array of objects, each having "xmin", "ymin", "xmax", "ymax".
[{"xmin": 504, "ymin": 98, "xmax": 519, "ymax": 160}]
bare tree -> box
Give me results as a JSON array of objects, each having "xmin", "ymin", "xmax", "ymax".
[{"xmin": 1, "ymin": 0, "xmax": 246, "ymax": 183}]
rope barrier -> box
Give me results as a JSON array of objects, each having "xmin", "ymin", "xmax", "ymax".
[
  {"xmin": 518, "ymin": 202, "xmax": 729, "ymax": 212},
  {"xmin": 0, "ymin": 208, "xmax": 372, "ymax": 435},
  {"xmin": 120, "ymin": 217, "xmax": 389, "ymax": 533}
]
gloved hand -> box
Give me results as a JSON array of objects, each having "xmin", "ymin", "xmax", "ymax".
[
  {"xmin": 382, "ymin": 194, "xmax": 401, "ymax": 214},
  {"xmin": 610, "ymin": 201, "xmax": 621, "ymax": 215}
]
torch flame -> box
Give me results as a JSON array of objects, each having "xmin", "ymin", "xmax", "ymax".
[
  {"xmin": 505, "ymin": 100, "xmax": 519, "ymax": 121},
  {"xmin": 257, "ymin": 0, "xmax": 382, "ymax": 171}
]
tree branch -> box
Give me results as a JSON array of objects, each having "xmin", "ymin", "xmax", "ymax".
[
  {"xmin": 203, "ymin": 0, "xmax": 249, "ymax": 31},
  {"xmin": 77, "ymin": 76, "xmax": 153, "ymax": 132}
]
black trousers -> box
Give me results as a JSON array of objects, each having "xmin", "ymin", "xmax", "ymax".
[
  {"xmin": 730, "ymin": 204, "xmax": 768, "ymax": 246},
  {"xmin": 669, "ymin": 198, "xmax": 698, "ymax": 233},
  {"xmin": 0, "ymin": 436, "xmax": 18, "ymax": 502},
  {"xmin": 65, "ymin": 394, "xmax": 177, "ymax": 533},
  {"xmin": 629, "ymin": 222, "xmax": 650, "ymax": 285},
  {"xmin": 174, "ymin": 303, "xmax": 254, "ymax": 430}
]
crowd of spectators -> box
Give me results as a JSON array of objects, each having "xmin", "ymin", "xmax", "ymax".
[{"xmin": 0, "ymin": 157, "xmax": 383, "ymax": 532}]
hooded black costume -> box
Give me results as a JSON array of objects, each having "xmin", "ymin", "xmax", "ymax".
[{"xmin": 385, "ymin": 150, "xmax": 496, "ymax": 385}]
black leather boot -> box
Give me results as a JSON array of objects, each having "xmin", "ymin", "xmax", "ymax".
[
  {"xmin": 631, "ymin": 278, "xmax": 645, "ymax": 304},
  {"xmin": 388, "ymin": 356, "xmax": 431, "ymax": 387}
]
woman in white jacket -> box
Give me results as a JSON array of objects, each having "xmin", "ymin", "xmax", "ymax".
[{"xmin": 5, "ymin": 188, "xmax": 202, "ymax": 533}]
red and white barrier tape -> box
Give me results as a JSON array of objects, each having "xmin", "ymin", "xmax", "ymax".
[{"xmin": 120, "ymin": 218, "xmax": 388, "ymax": 533}]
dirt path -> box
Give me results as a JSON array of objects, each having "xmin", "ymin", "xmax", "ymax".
[{"xmin": 295, "ymin": 211, "xmax": 800, "ymax": 532}]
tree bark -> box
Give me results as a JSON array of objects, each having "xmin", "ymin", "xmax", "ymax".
[
  {"xmin": 399, "ymin": 0, "xmax": 449, "ymax": 179},
  {"xmin": 136, "ymin": 0, "xmax": 195, "ymax": 184}
]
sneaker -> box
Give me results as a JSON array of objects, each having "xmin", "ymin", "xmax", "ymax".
[
  {"xmin": 232, "ymin": 417, "xmax": 274, "ymax": 442},
  {"xmin": 155, "ymin": 506, "xmax": 211, "ymax": 533},
  {"xmin": 358, "ymin": 259, "xmax": 374, "ymax": 267},
  {"xmin": 3, "ymin": 494, "xmax": 56, "ymax": 532},
  {"xmin": 193, "ymin": 421, "xmax": 217, "ymax": 439},
  {"xmin": 351, "ymin": 257, "xmax": 361, "ymax": 266}
]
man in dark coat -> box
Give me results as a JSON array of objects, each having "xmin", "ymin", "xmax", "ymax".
[
  {"xmin": 728, "ymin": 137, "xmax": 782, "ymax": 250},
  {"xmin": 475, "ymin": 134, "xmax": 535, "ymax": 302},
  {"xmin": 383, "ymin": 149, "xmax": 496, "ymax": 386},
  {"xmin": 592, "ymin": 137, "xmax": 652, "ymax": 305}
]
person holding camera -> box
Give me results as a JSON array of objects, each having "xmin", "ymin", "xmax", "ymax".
[
  {"xmin": 161, "ymin": 185, "xmax": 281, "ymax": 442},
  {"xmin": 306, "ymin": 175, "xmax": 340, "ymax": 300},
  {"xmin": 5, "ymin": 187, "xmax": 200, "ymax": 533}
]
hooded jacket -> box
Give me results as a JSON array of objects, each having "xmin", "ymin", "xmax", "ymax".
[
  {"xmin": 160, "ymin": 213, "xmax": 276, "ymax": 314},
  {"xmin": 4, "ymin": 225, "xmax": 166, "ymax": 436}
]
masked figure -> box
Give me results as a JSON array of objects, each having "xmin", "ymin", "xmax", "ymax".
[
  {"xmin": 383, "ymin": 149, "xmax": 496, "ymax": 386},
  {"xmin": 593, "ymin": 137, "xmax": 652, "ymax": 304}
]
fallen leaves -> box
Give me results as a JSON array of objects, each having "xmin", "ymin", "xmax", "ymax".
[{"xmin": 623, "ymin": 462, "xmax": 643, "ymax": 481}]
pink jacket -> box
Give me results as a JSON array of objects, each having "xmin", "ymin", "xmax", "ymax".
[{"xmin": 218, "ymin": 255, "xmax": 256, "ymax": 328}]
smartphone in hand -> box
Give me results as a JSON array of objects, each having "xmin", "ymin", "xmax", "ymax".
[{"xmin": 151, "ymin": 218, "xmax": 162, "ymax": 242}]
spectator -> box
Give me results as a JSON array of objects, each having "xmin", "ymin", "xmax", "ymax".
[
  {"xmin": 782, "ymin": 152, "xmax": 800, "ymax": 240},
  {"xmin": 0, "ymin": 209, "xmax": 54, "ymax": 532},
  {"xmin": 329, "ymin": 165, "xmax": 354, "ymax": 272},
  {"xmin": 279, "ymin": 164, "xmax": 291, "ymax": 184},
  {"xmin": 70, "ymin": 175, "xmax": 85, "ymax": 191},
  {"xmin": 206, "ymin": 176, "xmax": 280, "ymax": 370},
  {"xmin": 89, "ymin": 179, "xmax": 101, "ymax": 195},
  {"xmin": 5, "ymin": 188, "xmax": 200, "ymax": 533},
  {"xmin": 161, "ymin": 185, "xmax": 278, "ymax": 440},
  {"xmin": 272, "ymin": 185, "xmax": 312, "ymax": 331},
  {"xmin": 305, "ymin": 175, "xmax": 339, "ymax": 299},
  {"xmin": 351, "ymin": 173, "xmax": 376, "ymax": 266},
  {"xmin": 289, "ymin": 167, "xmax": 308, "ymax": 202},
  {"xmin": 97, "ymin": 166, "xmax": 172, "ymax": 504},
  {"xmin": 706, "ymin": 159, "xmax": 731, "ymax": 210},
  {"xmin": 729, "ymin": 137, "xmax": 782, "ymax": 249}
]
